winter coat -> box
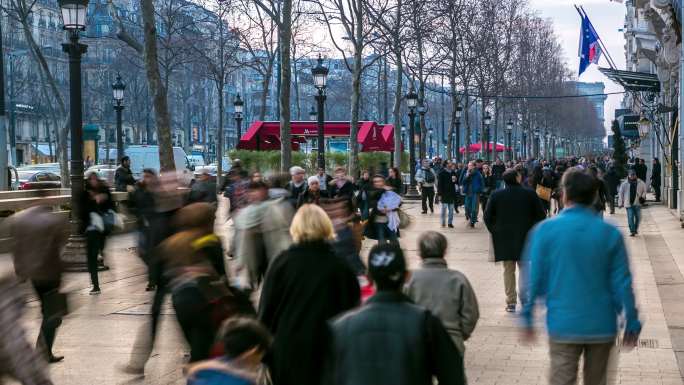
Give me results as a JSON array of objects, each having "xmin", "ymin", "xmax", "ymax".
[
  {"xmin": 328, "ymin": 291, "xmax": 465, "ymax": 385},
  {"xmin": 415, "ymin": 168, "xmax": 437, "ymax": 187},
  {"xmin": 483, "ymin": 184, "xmax": 546, "ymax": 262},
  {"xmin": 437, "ymin": 169, "xmax": 458, "ymax": 204},
  {"xmin": 188, "ymin": 180, "xmax": 218, "ymax": 205},
  {"xmin": 459, "ymin": 169, "xmax": 484, "ymax": 196},
  {"xmin": 405, "ymin": 259, "xmax": 479, "ymax": 353},
  {"xmin": 258, "ymin": 240, "xmax": 360, "ymax": 385},
  {"xmin": 386, "ymin": 176, "xmax": 403, "ymax": 194},
  {"xmin": 618, "ymin": 179, "xmax": 647, "ymax": 208},
  {"xmin": 114, "ymin": 165, "xmax": 136, "ymax": 192},
  {"xmin": 604, "ymin": 169, "xmax": 620, "ymax": 196},
  {"xmin": 651, "ymin": 162, "xmax": 662, "ymax": 187}
]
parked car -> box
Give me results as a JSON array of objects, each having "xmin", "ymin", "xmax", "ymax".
[
  {"xmin": 85, "ymin": 164, "xmax": 117, "ymax": 186},
  {"xmin": 17, "ymin": 162, "xmax": 61, "ymax": 175},
  {"xmin": 125, "ymin": 145, "xmax": 194, "ymax": 186},
  {"xmin": 17, "ymin": 170, "xmax": 62, "ymax": 190}
]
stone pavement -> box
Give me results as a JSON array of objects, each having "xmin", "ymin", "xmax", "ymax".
[{"xmin": 2, "ymin": 198, "xmax": 684, "ymax": 384}]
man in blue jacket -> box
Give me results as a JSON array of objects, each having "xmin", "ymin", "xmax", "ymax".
[
  {"xmin": 522, "ymin": 168, "xmax": 641, "ymax": 385},
  {"xmin": 459, "ymin": 161, "xmax": 484, "ymax": 228}
]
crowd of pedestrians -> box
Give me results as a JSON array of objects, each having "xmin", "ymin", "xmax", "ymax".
[{"xmin": 0, "ymin": 150, "xmax": 659, "ymax": 385}]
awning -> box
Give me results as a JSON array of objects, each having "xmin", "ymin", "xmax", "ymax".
[
  {"xmin": 599, "ymin": 67, "xmax": 660, "ymax": 92},
  {"xmin": 238, "ymin": 121, "xmax": 396, "ymax": 152}
]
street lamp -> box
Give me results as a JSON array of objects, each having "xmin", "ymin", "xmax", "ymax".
[
  {"xmin": 483, "ymin": 111, "xmax": 492, "ymax": 161},
  {"xmin": 506, "ymin": 119, "xmax": 513, "ymax": 162},
  {"xmin": 309, "ymin": 105, "xmax": 316, "ymax": 121},
  {"xmin": 638, "ymin": 114, "xmax": 651, "ymax": 139},
  {"xmin": 59, "ymin": 0, "xmax": 89, "ymax": 268},
  {"xmin": 233, "ymin": 93, "xmax": 244, "ymax": 147},
  {"xmin": 428, "ymin": 128, "xmax": 434, "ymax": 158},
  {"xmin": 533, "ymin": 128, "xmax": 540, "ymax": 159},
  {"xmin": 417, "ymin": 103, "xmax": 428, "ymax": 160},
  {"xmin": 405, "ymin": 87, "xmax": 419, "ymax": 199},
  {"xmin": 311, "ymin": 54, "xmax": 328, "ymax": 169},
  {"xmin": 112, "ymin": 73, "xmax": 125, "ymax": 162},
  {"xmin": 455, "ymin": 101, "xmax": 463, "ymax": 162}
]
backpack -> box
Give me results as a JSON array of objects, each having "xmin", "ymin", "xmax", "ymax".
[{"xmin": 424, "ymin": 170, "xmax": 435, "ymax": 184}]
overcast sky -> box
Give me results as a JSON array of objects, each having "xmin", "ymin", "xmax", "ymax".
[{"xmin": 530, "ymin": 0, "xmax": 627, "ymax": 134}]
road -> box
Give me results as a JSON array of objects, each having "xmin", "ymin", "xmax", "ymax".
[{"xmin": 2, "ymin": 199, "xmax": 684, "ymax": 384}]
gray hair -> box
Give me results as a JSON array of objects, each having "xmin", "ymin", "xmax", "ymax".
[
  {"xmin": 418, "ymin": 231, "xmax": 447, "ymax": 259},
  {"xmin": 289, "ymin": 166, "xmax": 306, "ymax": 176}
]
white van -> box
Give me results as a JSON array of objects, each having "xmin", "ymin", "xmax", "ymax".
[{"xmin": 125, "ymin": 145, "xmax": 194, "ymax": 186}]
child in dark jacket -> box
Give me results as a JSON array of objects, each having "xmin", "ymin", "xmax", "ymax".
[{"xmin": 186, "ymin": 317, "xmax": 272, "ymax": 385}]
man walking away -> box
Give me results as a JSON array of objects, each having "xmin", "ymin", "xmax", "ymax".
[
  {"xmin": 522, "ymin": 168, "xmax": 641, "ymax": 385},
  {"xmin": 405, "ymin": 231, "xmax": 479, "ymax": 355},
  {"xmin": 416, "ymin": 159, "xmax": 437, "ymax": 214},
  {"xmin": 328, "ymin": 242, "xmax": 465, "ymax": 385},
  {"xmin": 437, "ymin": 161, "xmax": 458, "ymax": 228},
  {"xmin": 651, "ymin": 158, "xmax": 661, "ymax": 202},
  {"xmin": 115, "ymin": 155, "xmax": 136, "ymax": 192},
  {"xmin": 492, "ymin": 158, "xmax": 506, "ymax": 190},
  {"xmin": 460, "ymin": 161, "xmax": 484, "ymax": 228},
  {"xmin": 10, "ymin": 199, "xmax": 68, "ymax": 363},
  {"xmin": 618, "ymin": 169, "xmax": 647, "ymax": 236},
  {"xmin": 603, "ymin": 165, "xmax": 619, "ymax": 214},
  {"xmin": 484, "ymin": 169, "xmax": 545, "ymax": 313},
  {"xmin": 635, "ymin": 158, "xmax": 648, "ymax": 183}
]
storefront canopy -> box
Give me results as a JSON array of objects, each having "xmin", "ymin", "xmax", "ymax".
[
  {"xmin": 460, "ymin": 142, "xmax": 510, "ymax": 153},
  {"xmin": 237, "ymin": 121, "xmax": 396, "ymax": 152}
]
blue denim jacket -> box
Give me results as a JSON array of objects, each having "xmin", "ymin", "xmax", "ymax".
[
  {"xmin": 459, "ymin": 169, "xmax": 483, "ymax": 196},
  {"xmin": 521, "ymin": 205, "xmax": 641, "ymax": 342}
]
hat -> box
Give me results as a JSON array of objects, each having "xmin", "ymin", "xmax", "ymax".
[{"xmin": 367, "ymin": 243, "xmax": 406, "ymax": 287}]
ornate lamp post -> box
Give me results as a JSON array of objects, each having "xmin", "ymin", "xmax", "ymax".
[
  {"xmin": 506, "ymin": 119, "xmax": 513, "ymax": 162},
  {"xmin": 483, "ymin": 112, "xmax": 492, "ymax": 161},
  {"xmin": 233, "ymin": 93, "xmax": 244, "ymax": 148},
  {"xmin": 311, "ymin": 55, "xmax": 328, "ymax": 170},
  {"xmin": 112, "ymin": 73, "xmax": 125, "ymax": 162},
  {"xmin": 455, "ymin": 101, "xmax": 462, "ymax": 162},
  {"xmin": 405, "ymin": 87, "xmax": 419, "ymax": 199},
  {"xmin": 550, "ymin": 134, "xmax": 556, "ymax": 159},
  {"xmin": 533, "ymin": 128, "xmax": 540, "ymax": 159},
  {"xmin": 59, "ymin": 0, "xmax": 89, "ymax": 267},
  {"xmin": 417, "ymin": 103, "xmax": 428, "ymax": 160}
]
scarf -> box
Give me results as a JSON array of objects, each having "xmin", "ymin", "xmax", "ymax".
[
  {"xmin": 377, "ymin": 190, "xmax": 402, "ymax": 232},
  {"xmin": 629, "ymin": 179, "xmax": 637, "ymax": 205}
]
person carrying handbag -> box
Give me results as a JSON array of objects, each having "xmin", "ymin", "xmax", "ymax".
[{"xmin": 82, "ymin": 172, "xmax": 116, "ymax": 295}]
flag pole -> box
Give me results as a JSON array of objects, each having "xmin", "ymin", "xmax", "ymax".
[{"xmin": 578, "ymin": 5, "xmax": 619, "ymax": 70}]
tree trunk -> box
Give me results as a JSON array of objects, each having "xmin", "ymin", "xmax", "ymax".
[
  {"xmin": 447, "ymin": 66, "xmax": 456, "ymax": 159},
  {"xmin": 259, "ymin": 63, "xmax": 273, "ymax": 121},
  {"xmin": 140, "ymin": 0, "xmax": 175, "ymax": 172},
  {"xmin": 293, "ymin": 59, "xmax": 301, "ymax": 120},
  {"xmin": 217, "ymin": 83, "xmax": 224, "ymax": 189},
  {"xmin": 348, "ymin": 10, "xmax": 363, "ymax": 178},
  {"xmin": 279, "ymin": 0, "xmax": 293, "ymax": 171},
  {"xmin": 392, "ymin": 51, "xmax": 403, "ymax": 169}
]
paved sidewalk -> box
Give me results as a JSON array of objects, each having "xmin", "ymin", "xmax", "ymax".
[{"xmin": 2, "ymin": 199, "xmax": 684, "ymax": 384}]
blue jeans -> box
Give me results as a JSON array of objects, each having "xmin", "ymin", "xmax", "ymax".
[
  {"xmin": 626, "ymin": 206, "xmax": 641, "ymax": 234},
  {"xmin": 441, "ymin": 202, "xmax": 454, "ymax": 225},
  {"xmin": 375, "ymin": 222, "xmax": 398, "ymax": 243},
  {"xmin": 464, "ymin": 194, "xmax": 479, "ymax": 224}
]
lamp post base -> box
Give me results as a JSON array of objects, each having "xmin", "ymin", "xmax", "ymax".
[
  {"xmin": 61, "ymin": 234, "xmax": 88, "ymax": 272},
  {"xmin": 404, "ymin": 185, "xmax": 421, "ymax": 200}
]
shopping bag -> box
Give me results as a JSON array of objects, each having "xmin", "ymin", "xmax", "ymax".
[{"xmin": 536, "ymin": 185, "xmax": 552, "ymax": 201}]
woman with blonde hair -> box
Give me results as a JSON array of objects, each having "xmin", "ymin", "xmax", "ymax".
[{"xmin": 258, "ymin": 204, "xmax": 360, "ymax": 385}]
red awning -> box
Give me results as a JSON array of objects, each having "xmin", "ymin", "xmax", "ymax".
[
  {"xmin": 237, "ymin": 121, "xmax": 395, "ymax": 152},
  {"xmin": 459, "ymin": 142, "xmax": 510, "ymax": 153}
]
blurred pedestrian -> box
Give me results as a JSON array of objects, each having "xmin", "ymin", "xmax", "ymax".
[
  {"xmin": 355, "ymin": 170, "xmax": 372, "ymax": 220},
  {"xmin": 484, "ymin": 169, "xmax": 545, "ymax": 313},
  {"xmin": 223, "ymin": 169, "xmax": 250, "ymax": 217},
  {"xmin": 651, "ymin": 158, "xmax": 661, "ymax": 202},
  {"xmin": 405, "ymin": 231, "xmax": 479, "ymax": 355},
  {"xmin": 479, "ymin": 164, "xmax": 496, "ymax": 214},
  {"xmin": 327, "ymin": 242, "xmax": 465, "ymax": 385},
  {"xmin": 492, "ymin": 158, "xmax": 506, "ymax": 190},
  {"xmin": 522, "ymin": 168, "xmax": 641, "ymax": 385},
  {"xmin": 114, "ymin": 155, "xmax": 136, "ymax": 192},
  {"xmin": 188, "ymin": 167, "xmax": 218, "ymax": 205},
  {"xmin": 603, "ymin": 165, "xmax": 619, "ymax": 215},
  {"xmin": 365, "ymin": 175, "xmax": 402, "ymax": 243},
  {"xmin": 0, "ymin": 276, "xmax": 55, "ymax": 385},
  {"xmin": 437, "ymin": 160, "xmax": 458, "ymax": 228},
  {"xmin": 186, "ymin": 317, "xmax": 272, "ymax": 385},
  {"xmin": 316, "ymin": 167, "xmax": 332, "ymax": 196},
  {"xmin": 129, "ymin": 169, "xmax": 159, "ymax": 291},
  {"xmin": 618, "ymin": 169, "xmax": 647, "ymax": 237},
  {"xmin": 163, "ymin": 203, "xmax": 225, "ymax": 362},
  {"xmin": 588, "ymin": 166, "xmax": 608, "ymax": 218},
  {"xmin": 460, "ymin": 161, "xmax": 483, "ymax": 228},
  {"xmin": 10, "ymin": 196, "xmax": 68, "ymax": 363},
  {"xmin": 82, "ymin": 172, "xmax": 115, "ymax": 295},
  {"xmin": 259, "ymin": 204, "xmax": 360, "ymax": 385},
  {"xmin": 416, "ymin": 159, "xmax": 436, "ymax": 214},
  {"xmin": 328, "ymin": 167, "xmax": 355, "ymax": 201},
  {"xmin": 635, "ymin": 158, "xmax": 648, "ymax": 182}
]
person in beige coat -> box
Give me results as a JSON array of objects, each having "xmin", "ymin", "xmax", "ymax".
[
  {"xmin": 405, "ymin": 231, "xmax": 480, "ymax": 355},
  {"xmin": 618, "ymin": 169, "xmax": 648, "ymax": 236}
]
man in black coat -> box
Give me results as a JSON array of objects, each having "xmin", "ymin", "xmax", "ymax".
[
  {"xmin": 327, "ymin": 243, "xmax": 464, "ymax": 385},
  {"xmin": 603, "ymin": 165, "xmax": 620, "ymax": 214},
  {"xmin": 114, "ymin": 156, "xmax": 136, "ymax": 192},
  {"xmin": 437, "ymin": 161, "xmax": 459, "ymax": 227},
  {"xmin": 651, "ymin": 158, "xmax": 661, "ymax": 202},
  {"xmin": 484, "ymin": 168, "xmax": 545, "ymax": 313}
]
